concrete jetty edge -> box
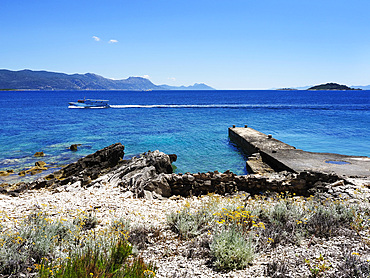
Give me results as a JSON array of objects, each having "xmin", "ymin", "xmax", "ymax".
[{"xmin": 229, "ymin": 126, "xmax": 370, "ymax": 178}]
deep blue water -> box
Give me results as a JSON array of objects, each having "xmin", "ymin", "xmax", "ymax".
[{"xmin": 0, "ymin": 90, "xmax": 369, "ymax": 183}]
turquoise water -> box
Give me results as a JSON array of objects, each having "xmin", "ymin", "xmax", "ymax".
[{"xmin": 0, "ymin": 90, "xmax": 369, "ymax": 183}]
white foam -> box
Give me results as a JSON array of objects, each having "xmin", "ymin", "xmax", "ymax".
[{"xmin": 111, "ymin": 104, "xmax": 261, "ymax": 109}]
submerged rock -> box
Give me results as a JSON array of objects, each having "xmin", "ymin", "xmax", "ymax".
[
  {"xmin": 34, "ymin": 152, "xmax": 45, "ymax": 157},
  {"xmin": 0, "ymin": 170, "xmax": 11, "ymax": 177},
  {"xmin": 0, "ymin": 171, "xmax": 7, "ymax": 177},
  {"xmin": 35, "ymin": 161, "xmax": 46, "ymax": 167},
  {"xmin": 69, "ymin": 144, "xmax": 81, "ymax": 151}
]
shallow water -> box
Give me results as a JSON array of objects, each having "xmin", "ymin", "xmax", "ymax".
[{"xmin": 0, "ymin": 90, "xmax": 369, "ymax": 183}]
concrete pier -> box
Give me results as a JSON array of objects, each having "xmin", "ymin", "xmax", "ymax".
[{"xmin": 229, "ymin": 126, "xmax": 370, "ymax": 178}]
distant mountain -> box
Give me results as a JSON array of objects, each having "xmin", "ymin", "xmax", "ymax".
[
  {"xmin": 272, "ymin": 85, "xmax": 311, "ymax": 90},
  {"xmin": 0, "ymin": 69, "xmax": 214, "ymax": 91},
  {"xmin": 308, "ymin": 83, "xmax": 361, "ymax": 91},
  {"xmin": 352, "ymin": 85, "xmax": 370, "ymax": 90},
  {"xmin": 159, "ymin": 83, "xmax": 215, "ymax": 90},
  {"xmin": 293, "ymin": 85, "xmax": 312, "ymax": 90}
]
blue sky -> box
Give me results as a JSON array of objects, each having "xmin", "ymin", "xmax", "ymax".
[{"xmin": 1, "ymin": 0, "xmax": 370, "ymax": 89}]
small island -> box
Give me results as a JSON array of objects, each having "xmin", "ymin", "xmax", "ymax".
[{"xmin": 308, "ymin": 82, "xmax": 361, "ymax": 91}]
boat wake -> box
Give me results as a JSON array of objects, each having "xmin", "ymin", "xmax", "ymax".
[
  {"xmin": 109, "ymin": 104, "xmax": 368, "ymax": 110},
  {"xmin": 111, "ymin": 104, "xmax": 257, "ymax": 108}
]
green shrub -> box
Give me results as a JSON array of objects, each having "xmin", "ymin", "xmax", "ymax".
[
  {"xmin": 167, "ymin": 202, "xmax": 216, "ymax": 239},
  {"xmin": 73, "ymin": 212, "xmax": 99, "ymax": 231},
  {"xmin": 256, "ymin": 196, "xmax": 304, "ymax": 247},
  {"xmin": 305, "ymin": 254, "xmax": 332, "ymax": 278},
  {"xmin": 306, "ymin": 201, "xmax": 355, "ymax": 237},
  {"xmin": 128, "ymin": 225, "xmax": 160, "ymax": 250},
  {"xmin": 38, "ymin": 239, "xmax": 156, "ymax": 278},
  {"xmin": 0, "ymin": 211, "xmax": 76, "ymax": 275},
  {"xmin": 210, "ymin": 227, "xmax": 254, "ymax": 270}
]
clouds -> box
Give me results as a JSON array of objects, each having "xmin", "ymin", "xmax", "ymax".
[{"xmin": 92, "ymin": 36, "xmax": 118, "ymax": 44}]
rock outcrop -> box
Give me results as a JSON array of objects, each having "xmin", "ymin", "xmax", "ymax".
[
  {"xmin": 28, "ymin": 143, "xmax": 125, "ymax": 189},
  {"xmin": 90, "ymin": 150, "xmax": 176, "ymax": 198}
]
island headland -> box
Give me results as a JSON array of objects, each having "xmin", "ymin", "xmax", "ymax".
[{"xmin": 308, "ymin": 82, "xmax": 362, "ymax": 90}]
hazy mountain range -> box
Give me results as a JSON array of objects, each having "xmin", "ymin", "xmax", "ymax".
[
  {"xmin": 354, "ymin": 85, "xmax": 370, "ymax": 90},
  {"xmin": 0, "ymin": 69, "xmax": 215, "ymax": 91}
]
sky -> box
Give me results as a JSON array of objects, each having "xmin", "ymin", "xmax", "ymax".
[{"xmin": 1, "ymin": 0, "xmax": 370, "ymax": 89}]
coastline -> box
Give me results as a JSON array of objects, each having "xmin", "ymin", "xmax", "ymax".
[{"xmin": 1, "ymin": 141, "xmax": 370, "ymax": 277}]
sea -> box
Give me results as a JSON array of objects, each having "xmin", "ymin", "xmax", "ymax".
[{"xmin": 0, "ymin": 90, "xmax": 369, "ymax": 184}]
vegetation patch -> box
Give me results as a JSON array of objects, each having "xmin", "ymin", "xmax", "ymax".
[
  {"xmin": 210, "ymin": 227, "xmax": 254, "ymax": 270},
  {"xmin": 38, "ymin": 239, "xmax": 156, "ymax": 278},
  {"xmin": 0, "ymin": 191, "xmax": 369, "ymax": 276},
  {"xmin": 0, "ymin": 209, "xmax": 155, "ymax": 277},
  {"xmin": 166, "ymin": 192, "xmax": 369, "ymax": 273}
]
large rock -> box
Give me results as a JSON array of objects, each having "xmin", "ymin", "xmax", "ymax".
[
  {"xmin": 91, "ymin": 150, "xmax": 173, "ymax": 198},
  {"xmin": 58, "ymin": 142, "xmax": 124, "ymax": 182},
  {"xmin": 27, "ymin": 145, "xmax": 175, "ymax": 197},
  {"xmin": 30, "ymin": 143, "xmax": 125, "ymax": 188}
]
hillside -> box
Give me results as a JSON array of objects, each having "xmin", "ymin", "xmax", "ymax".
[
  {"xmin": 308, "ymin": 82, "xmax": 361, "ymax": 90},
  {"xmin": 0, "ymin": 69, "xmax": 214, "ymax": 91}
]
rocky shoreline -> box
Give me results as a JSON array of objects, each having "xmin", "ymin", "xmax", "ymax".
[
  {"xmin": 2, "ymin": 143, "xmax": 369, "ymax": 200},
  {"xmin": 1, "ymin": 143, "xmax": 370, "ymax": 277}
]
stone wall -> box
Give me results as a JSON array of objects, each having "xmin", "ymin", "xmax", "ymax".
[{"xmin": 160, "ymin": 170, "xmax": 342, "ymax": 197}]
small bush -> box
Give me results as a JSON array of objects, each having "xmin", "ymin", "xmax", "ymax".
[
  {"xmin": 213, "ymin": 206, "xmax": 263, "ymax": 235},
  {"xmin": 256, "ymin": 197, "xmax": 304, "ymax": 248},
  {"xmin": 39, "ymin": 239, "xmax": 156, "ymax": 278},
  {"xmin": 306, "ymin": 201, "xmax": 354, "ymax": 237},
  {"xmin": 0, "ymin": 211, "xmax": 76, "ymax": 275},
  {"xmin": 128, "ymin": 225, "xmax": 160, "ymax": 250},
  {"xmin": 167, "ymin": 204, "xmax": 215, "ymax": 239},
  {"xmin": 110, "ymin": 217, "xmax": 130, "ymax": 233},
  {"xmin": 210, "ymin": 227, "xmax": 254, "ymax": 270},
  {"xmin": 73, "ymin": 212, "xmax": 99, "ymax": 231},
  {"xmin": 305, "ymin": 254, "xmax": 332, "ymax": 278}
]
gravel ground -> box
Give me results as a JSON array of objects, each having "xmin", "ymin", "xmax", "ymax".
[{"xmin": 1, "ymin": 181, "xmax": 370, "ymax": 277}]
